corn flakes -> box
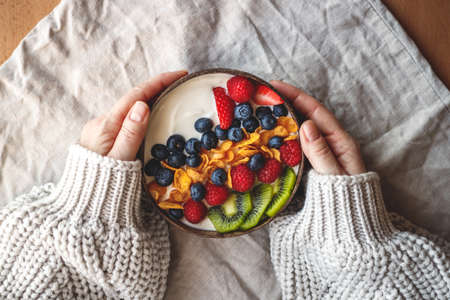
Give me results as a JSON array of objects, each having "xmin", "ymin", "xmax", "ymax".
[
  {"xmin": 174, "ymin": 169, "xmax": 192, "ymax": 193},
  {"xmin": 169, "ymin": 189, "xmax": 185, "ymax": 203},
  {"xmin": 210, "ymin": 159, "xmax": 226, "ymax": 168},
  {"xmin": 224, "ymin": 150, "xmax": 235, "ymax": 162},
  {"xmin": 227, "ymin": 168, "xmax": 232, "ymax": 188},
  {"xmin": 260, "ymin": 145, "xmax": 273, "ymax": 158},
  {"xmin": 232, "ymin": 157, "xmax": 250, "ymax": 166},
  {"xmin": 271, "ymin": 148, "xmax": 281, "ymax": 161},
  {"xmin": 284, "ymin": 134, "xmax": 298, "ymax": 141},
  {"xmin": 235, "ymin": 132, "xmax": 260, "ymax": 148},
  {"xmin": 278, "ymin": 116, "xmax": 298, "ymax": 133},
  {"xmin": 161, "ymin": 161, "xmax": 178, "ymax": 171},
  {"xmin": 186, "ymin": 168, "xmax": 205, "ymax": 182},
  {"xmin": 148, "ymin": 181, "xmax": 167, "ymax": 201},
  {"xmin": 158, "ymin": 201, "xmax": 183, "ymax": 210},
  {"xmin": 273, "ymin": 125, "xmax": 289, "ymax": 137}
]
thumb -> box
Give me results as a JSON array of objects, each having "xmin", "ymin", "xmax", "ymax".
[
  {"xmin": 300, "ymin": 120, "xmax": 344, "ymax": 175},
  {"xmin": 107, "ymin": 101, "xmax": 150, "ymax": 161}
]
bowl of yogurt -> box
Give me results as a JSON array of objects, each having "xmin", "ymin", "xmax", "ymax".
[{"xmin": 142, "ymin": 68, "xmax": 304, "ymax": 238}]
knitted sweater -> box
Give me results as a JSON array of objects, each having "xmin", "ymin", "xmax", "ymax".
[
  {"xmin": 269, "ymin": 170, "xmax": 450, "ymax": 299},
  {"xmin": 0, "ymin": 145, "xmax": 170, "ymax": 299},
  {"xmin": 0, "ymin": 145, "xmax": 449, "ymax": 299}
]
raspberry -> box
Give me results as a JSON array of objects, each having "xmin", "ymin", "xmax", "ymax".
[
  {"xmin": 226, "ymin": 76, "xmax": 255, "ymax": 103},
  {"xmin": 213, "ymin": 87, "xmax": 235, "ymax": 129},
  {"xmin": 231, "ymin": 164, "xmax": 255, "ymax": 192},
  {"xmin": 257, "ymin": 159, "xmax": 282, "ymax": 183},
  {"xmin": 280, "ymin": 140, "xmax": 302, "ymax": 167},
  {"xmin": 205, "ymin": 182, "xmax": 229, "ymax": 206},
  {"xmin": 183, "ymin": 199, "xmax": 207, "ymax": 224}
]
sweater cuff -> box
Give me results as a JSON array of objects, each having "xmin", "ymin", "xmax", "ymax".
[
  {"xmin": 300, "ymin": 170, "xmax": 396, "ymax": 246},
  {"xmin": 51, "ymin": 144, "xmax": 143, "ymax": 227}
]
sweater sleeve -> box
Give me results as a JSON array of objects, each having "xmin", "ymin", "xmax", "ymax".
[
  {"xmin": 0, "ymin": 145, "xmax": 170, "ymax": 299},
  {"xmin": 269, "ymin": 170, "xmax": 450, "ymax": 299}
]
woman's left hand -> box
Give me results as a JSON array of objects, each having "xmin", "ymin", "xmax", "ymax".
[{"xmin": 80, "ymin": 70, "xmax": 187, "ymax": 161}]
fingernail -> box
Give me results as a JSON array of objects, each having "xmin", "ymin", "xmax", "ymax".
[
  {"xmin": 129, "ymin": 101, "xmax": 148, "ymax": 122},
  {"xmin": 302, "ymin": 121, "xmax": 320, "ymax": 142}
]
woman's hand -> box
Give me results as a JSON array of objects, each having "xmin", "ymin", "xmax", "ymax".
[
  {"xmin": 80, "ymin": 70, "xmax": 188, "ymax": 161},
  {"xmin": 271, "ymin": 80, "xmax": 366, "ymax": 175}
]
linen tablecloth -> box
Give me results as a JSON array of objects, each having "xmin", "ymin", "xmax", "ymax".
[{"xmin": 1, "ymin": 0, "xmax": 449, "ymax": 299}]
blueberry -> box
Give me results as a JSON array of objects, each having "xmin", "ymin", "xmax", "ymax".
[
  {"xmin": 155, "ymin": 168, "xmax": 174, "ymax": 186},
  {"xmin": 190, "ymin": 183, "xmax": 206, "ymax": 201},
  {"xmin": 234, "ymin": 103, "xmax": 253, "ymax": 121},
  {"xmin": 185, "ymin": 138, "xmax": 201, "ymax": 154},
  {"xmin": 242, "ymin": 117, "xmax": 259, "ymax": 133},
  {"xmin": 214, "ymin": 125, "xmax": 228, "ymax": 140},
  {"xmin": 230, "ymin": 119, "xmax": 241, "ymax": 128},
  {"xmin": 268, "ymin": 136, "xmax": 284, "ymax": 149},
  {"xmin": 144, "ymin": 159, "xmax": 161, "ymax": 176},
  {"xmin": 273, "ymin": 104, "xmax": 288, "ymax": 117},
  {"xmin": 211, "ymin": 168, "xmax": 227, "ymax": 186},
  {"xmin": 256, "ymin": 106, "xmax": 272, "ymax": 119},
  {"xmin": 168, "ymin": 209, "xmax": 183, "ymax": 219},
  {"xmin": 167, "ymin": 152, "xmax": 186, "ymax": 168},
  {"xmin": 201, "ymin": 131, "xmax": 218, "ymax": 150},
  {"xmin": 186, "ymin": 154, "xmax": 202, "ymax": 167},
  {"xmin": 248, "ymin": 153, "xmax": 265, "ymax": 172},
  {"xmin": 167, "ymin": 134, "xmax": 186, "ymax": 152},
  {"xmin": 228, "ymin": 127, "xmax": 244, "ymax": 142},
  {"xmin": 260, "ymin": 115, "xmax": 277, "ymax": 130},
  {"xmin": 194, "ymin": 118, "xmax": 213, "ymax": 133},
  {"xmin": 151, "ymin": 144, "xmax": 169, "ymax": 160}
]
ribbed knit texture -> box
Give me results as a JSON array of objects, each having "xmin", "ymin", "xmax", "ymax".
[
  {"xmin": 1, "ymin": 147, "xmax": 450, "ymax": 299},
  {"xmin": 270, "ymin": 170, "xmax": 450, "ymax": 299},
  {"xmin": 0, "ymin": 145, "xmax": 170, "ymax": 299}
]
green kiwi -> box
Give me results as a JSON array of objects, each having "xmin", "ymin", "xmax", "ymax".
[
  {"xmin": 240, "ymin": 184, "xmax": 273, "ymax": 231},
  {"xmin": 207, "ymin": 192, "xmax": 252, "ymax": 233},
  {"xmin": 272, "ymin": 178, "xmax": 281, "ymax": 194},
  {"xmin": 265, "ymin": 167, "xmax": 296, "ymax": 217}
]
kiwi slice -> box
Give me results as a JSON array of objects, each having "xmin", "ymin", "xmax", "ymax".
[
  {"xmin": 208, "ymin": 192, "xmax": 252, "ymax": 233},
  {"xmin": 272, "ymin": 178, "xmax": 281, "ymax": 195},
  {"xmin": 265, "ymin": 167, "xmax": 296, "ymax": 217},
  {"xmin": 240, "ymin": 184, "xmax": 273, "ymax": 231}
]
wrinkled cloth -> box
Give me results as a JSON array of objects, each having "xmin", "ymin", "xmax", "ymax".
[{"xmin": 0, "ymin": 0, "xmax": 449, "ymax": 299}]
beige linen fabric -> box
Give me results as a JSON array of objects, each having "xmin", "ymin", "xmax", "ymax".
[{"xmin": 0, "ymin": 0, "xmax": 449, "ymax": 299}]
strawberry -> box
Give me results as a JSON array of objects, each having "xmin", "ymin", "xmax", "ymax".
[
  {"xmin": 280, "ymin": 140, "xmax": 302, "ymax": 167},
  {"xmin": 231, "ymin": 164, "xmax": 255, "ymax": 192},
  {"xmin": 205, "ymin": 182, "xmax": 229, "ymax": 206},
  {"xmin": 226, "ymin": 76, "xmax": 255, "ymax": 103},
  {"xmin": 257, "ymin": 158, "xmax": 282, "ymax": 183},
  {"xmin": 213, "ymin": 87, "xmax": 235, "ymax": 129},
  {"xmin": 254, "ymin": 85, "xmax": 284, "ymax": 105},
  {"xmin": 183, "ymin": 199, "xmax": 207, "ymax": 224}
]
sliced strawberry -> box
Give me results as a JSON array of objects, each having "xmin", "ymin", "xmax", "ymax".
[
  {"xmin": 213, "ymin": 87, "xmax": 235, "ymax": 130},
  {"xmin": 254, "ymin": 85, "xmax": 284, "ymax": 105}
]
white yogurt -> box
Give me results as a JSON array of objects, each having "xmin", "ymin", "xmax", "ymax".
[
  {"xmin": 144, "ymin": 73, "xmax": 233, "ymax": 230},
  {"xmin": 144, "ymin": 73, "xmax": 300, "ymax": 232}
]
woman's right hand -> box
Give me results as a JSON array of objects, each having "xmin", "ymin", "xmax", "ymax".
[{"xmin": 271, "ymin": 80, "xmax": 366, "ymax": 175}]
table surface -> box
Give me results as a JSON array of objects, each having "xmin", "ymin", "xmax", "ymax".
[{"xmin": 0, "ymin": 0, "xmax": 449, "ymax": 89}]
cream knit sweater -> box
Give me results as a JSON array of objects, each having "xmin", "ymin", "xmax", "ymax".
[
  {"xmin": 269, "ymin": 170, "xmax": 450, "ymax": 299},
  {"xmin": 0, "ymin": 145, "xmax": 170, "ymax": 299},
  {"xmin": 0, "ymin": 145, "xmax": 449, "ymax": 299}
]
